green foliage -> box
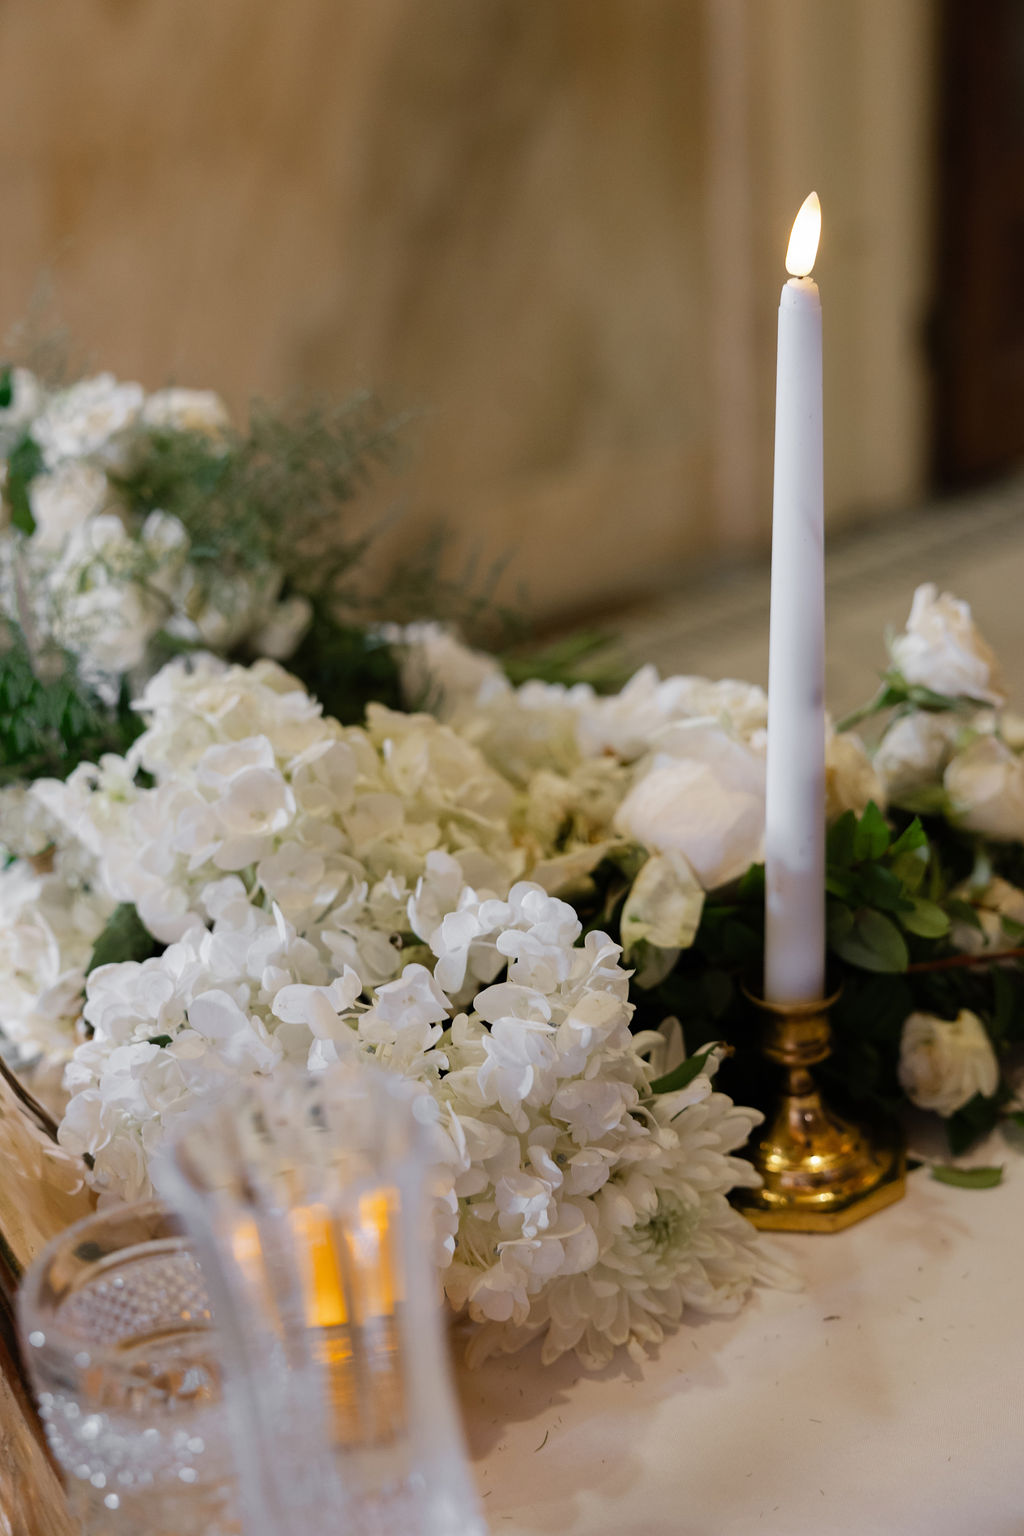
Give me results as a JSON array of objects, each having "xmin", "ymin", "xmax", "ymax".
[
  {"xmin": 0, "ymin": 628, "xmax": 142, "ymax": 783},
  {"xmin": 836, "ymin": 671, "xmax": 990, "ymax": 732},
  {"xmin": 501, "ymin": 631, "xmax": 630, "ymax": 695},
  {"xmin": 600, "ymin": 800, "xmax": 1017, "ymax": 1151},
  {"xmin": 7, "ymin": 434, "xmax": 43, "ymax": 535},
  {"xmin": 825, "ymin": 805, "xmax": 948, "ymax": 973},
  {"xmin": 929, "ymin": 1162, "xmax": 1003, "ymax": 1189},
  {"xmin": 87, "ymin": 904, "xmax": 160, "ymax": 973},
  {"xmin": 287, "ymin": 608, "xmax": 404, "ymax": 725},
  {"xmin": 113, "ymin": 394, "xmax": 401, "ymax": 604},
  {"xmin": 649, "ymin": 1042, "xmax": 721, "ymax": 1097}
]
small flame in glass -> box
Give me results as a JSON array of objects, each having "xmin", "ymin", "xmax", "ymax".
[{"xmin": 785, "ymin": 191, "xmax": 821, "ymax": 277}]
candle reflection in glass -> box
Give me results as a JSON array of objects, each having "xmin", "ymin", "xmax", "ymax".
[{"xmin": 157, "ymin": 1063, "xmax": 486, "ymax": 1536}]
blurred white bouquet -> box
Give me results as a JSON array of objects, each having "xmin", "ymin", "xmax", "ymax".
[{"xmin": 0, "ymin": 368, "xmax": 311, "ymax": 704}]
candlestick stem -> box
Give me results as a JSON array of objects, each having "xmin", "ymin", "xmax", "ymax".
[{"xmin": 733, "ymin": 992, "xmax": 906, "ymax": 1231}]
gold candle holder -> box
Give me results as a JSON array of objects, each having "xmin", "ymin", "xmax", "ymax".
[{"xmin": 732, "ymin": 991, "xmax": 906, "ymax": 1231}]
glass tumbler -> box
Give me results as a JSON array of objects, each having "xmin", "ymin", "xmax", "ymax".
[
  {"xmin": 17, "ymin": 1200, "xmax": 240, "ymax": 1536},
  {"xmin": 156, "ymin": 1062, "xmax": 488, "ymax": 1536}
]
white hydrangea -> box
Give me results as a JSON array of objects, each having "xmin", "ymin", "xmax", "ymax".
[
  {"xmin": 59, "ymin": 870, "xmax": 784, "ymax": 1366},
  {"xmin": 0, "ymin": 852, "xmax": 114, "ymax": 1062}
]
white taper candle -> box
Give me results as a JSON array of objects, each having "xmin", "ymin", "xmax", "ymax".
[{"xmin": 764, "ymin": 192, "xmax": 826, "ymax": 1004}]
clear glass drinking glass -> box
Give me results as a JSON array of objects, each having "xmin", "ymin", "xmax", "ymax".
[
  {"xmin": 17, "ymin": 1199, "xmax": 240, "ymax": 1536},
  {"xmin": 18, "ymin": 1063, "xmax": 487, "ymax": 1536},
  {"xmin": 155, "ymin": 1062, "xmax": 487, "ymax": 1536}
]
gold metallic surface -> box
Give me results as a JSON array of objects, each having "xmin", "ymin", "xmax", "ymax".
[{"xmin": 733, "ymin": 992, "xmax": 906, "ymax": 1231}]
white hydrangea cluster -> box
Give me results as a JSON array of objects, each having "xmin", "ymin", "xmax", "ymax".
[
  {"xmin": 36, "ymin": 654, "xmax": 529, "ymax": 957},
  {"xmin": 400, "ymin": 630, "xmax": 880, "ymax": 892},
  {"xmin": 16, "ymin": 637, "xmax": 880, "ymax": 1076},
  {"xmin": 57, "ymin": 867, "xmax": 787, "ymax": 1366},
  {"xmin": 0, "ymin": 854, "xmax": 113, "ymax": 1062},
  {"xmin": 2, "ymin": 649, "xmax": 803, "ymax": 1364},
  {"xmin": 0, "ymin": 368, "xmax": 310, "ymax": 700}
]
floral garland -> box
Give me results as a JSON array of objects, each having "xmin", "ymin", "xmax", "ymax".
[
  {"xmin": 3, "ymin": 364, "xmax": 1024, "ymax": 1368},
  {"xmin": 8, "ymin": 655, "xmax": 795, "ymax": 1367}
]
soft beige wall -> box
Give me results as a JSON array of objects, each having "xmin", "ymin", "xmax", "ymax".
[{"xmin": 0, "ymin": 0, "xmax": 937, "ymax": 622}]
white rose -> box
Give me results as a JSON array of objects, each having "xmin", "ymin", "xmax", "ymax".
[
  {"xmin": 944, "ymin": 735, "xmax": 1024, "ymax": 840},
  {"xmin": 381, "ymin": 621, "xmax": 506, "ymax": 716},
  {"xmin": 949, "ymin": 875, "xmax": 1024, "ymax": 955},
  {"xmin": 32, "ymin": 373, "xmax": 145, "ymax": 471},
  {"xmin": 140, "ymin": 387, "xmax": 231, "ymax": 437},
  {"xmin": 898, "ymin": 1008, "xmax": 998, "ymax": 1116},
  {"xmin": 250, "ymin": 594, "xmax": 313, "ymax": 660},
  {"xmin": 28, "ymin": 462, "xmax": 110, "ymax": 551},
  {"xmin": 614, "ymin": 720, "xmax": 764, "ymax": 890},
  {"xmin": 825, "ymin": 730, "xmax": 883, "ymax": 821},
  {"xmin": 890, "ymin": 583, "xmax": 1004, "ymax": 705},
  {"xmin": 874, "ymin": 711, "xmax": 960, "ymax": 803}
]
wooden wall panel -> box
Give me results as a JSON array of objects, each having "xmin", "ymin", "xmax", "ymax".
[{"xmin": 0, "ymin": 1, "xmax": 936, "ymax": 623}]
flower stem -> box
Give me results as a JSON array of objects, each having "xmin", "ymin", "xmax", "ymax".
[{"xmin": 905, "ymin": 947, "xmax": 1024, "ymax": 974}]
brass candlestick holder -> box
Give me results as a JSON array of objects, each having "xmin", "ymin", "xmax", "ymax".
[{"xmin": 732, "ymin": 991, "xmax": 905, "ymax": 1231}]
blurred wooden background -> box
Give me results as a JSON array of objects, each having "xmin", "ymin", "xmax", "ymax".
[{"xmin": 0, "ymin": 0, "xmax": 936, "ymax": 622}]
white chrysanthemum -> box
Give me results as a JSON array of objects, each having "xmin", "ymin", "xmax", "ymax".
[{"xmin": 465, "ymin": 1086, "xmax": 792, "ymax": 1369}]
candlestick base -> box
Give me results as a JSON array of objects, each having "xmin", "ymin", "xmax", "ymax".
[{"xmin": 732, "ymin": 992, "xmax": 906, "ymax": 1232}]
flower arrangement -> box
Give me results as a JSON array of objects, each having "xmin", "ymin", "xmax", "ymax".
[
  {"xmin": 9, "ymin": 654, "xmax": 789, "ymax": 1367},
  {"xmin": 3, "ymin": 360, "xmax": 1023, "ymax": 1367}
]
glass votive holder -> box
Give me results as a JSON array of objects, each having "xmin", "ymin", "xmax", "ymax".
[{"xmin": 17, "ymin": 1199, "xmax": 239, "ymax": 1536}]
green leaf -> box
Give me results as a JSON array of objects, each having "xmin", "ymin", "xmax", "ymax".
[
  {"xmin": 905, "ymin": 682, "xmax": 972, "ymax": 712},
  {"xmin": 1008, "ymin": 1111, "xmax": 1024, "ymax": 1131},
  {"xmin": 736, "ymin": 862, "xmax": 765, "ymax": 900},
  {"xmin": 899, "ymin": 898, "xmax": 950, "ymax": 939},
  {"xmin": 826, "ymin": 811, "xmax": 858, "ymax": 868},
  {"xmin": 6, "ymin": 434, "xmax": 42, "ymax": 536},
  {"xmin": 893, "ymin": 784, "xmax": 951, "ymax": 818},
  {"xmin": 929, "ymin": 1163, "xmax": 1003, "ymax": 1189},
  {"xmin": 946, "ymin": 897, "xmax": 983, "ymax": 931},
  {"xmin": 650, "ymin": 1043, "xmax": 719, "ymax": 1096},
  {"xmin": 888, "ymin": 818, "xmax": 927, "ymax": 858},
  {"xmin": 831, "ymin": 908, "xmax": 909, "ymax": 973},
  {"xmin": 0, "ymin": 366, "xmax": 13, "ymax": 410},
  {"xmin": 889, "ymin": 847, "xmax": 929, "ymax": 896},
  {"xmin": 87, "ymin": 904, "xmax": 160, "ymax": 973},
  {"xmin": 854, "ymin": 863, "xmax": 911, "ymax": 913},
  {"xmin": 147, "ymin": 1035, "xmax": 173, "ymax": 1049},
  {"xmin": 852, "ymin": 801, "xmax": 891, "ymax": 862},
  {"xmin": 826, "ymin": 901, "xmax": 855, "ymax": 944}
]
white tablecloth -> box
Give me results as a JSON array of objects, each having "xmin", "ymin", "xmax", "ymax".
[{"xmin": 459, "ymin": 1133, "xmax": 1024, "ymax": 1536}]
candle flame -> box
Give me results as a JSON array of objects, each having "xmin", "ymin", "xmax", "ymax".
[{"xmin": 785, "ymin": 191, "xmax": 821, "ymax": 277}]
